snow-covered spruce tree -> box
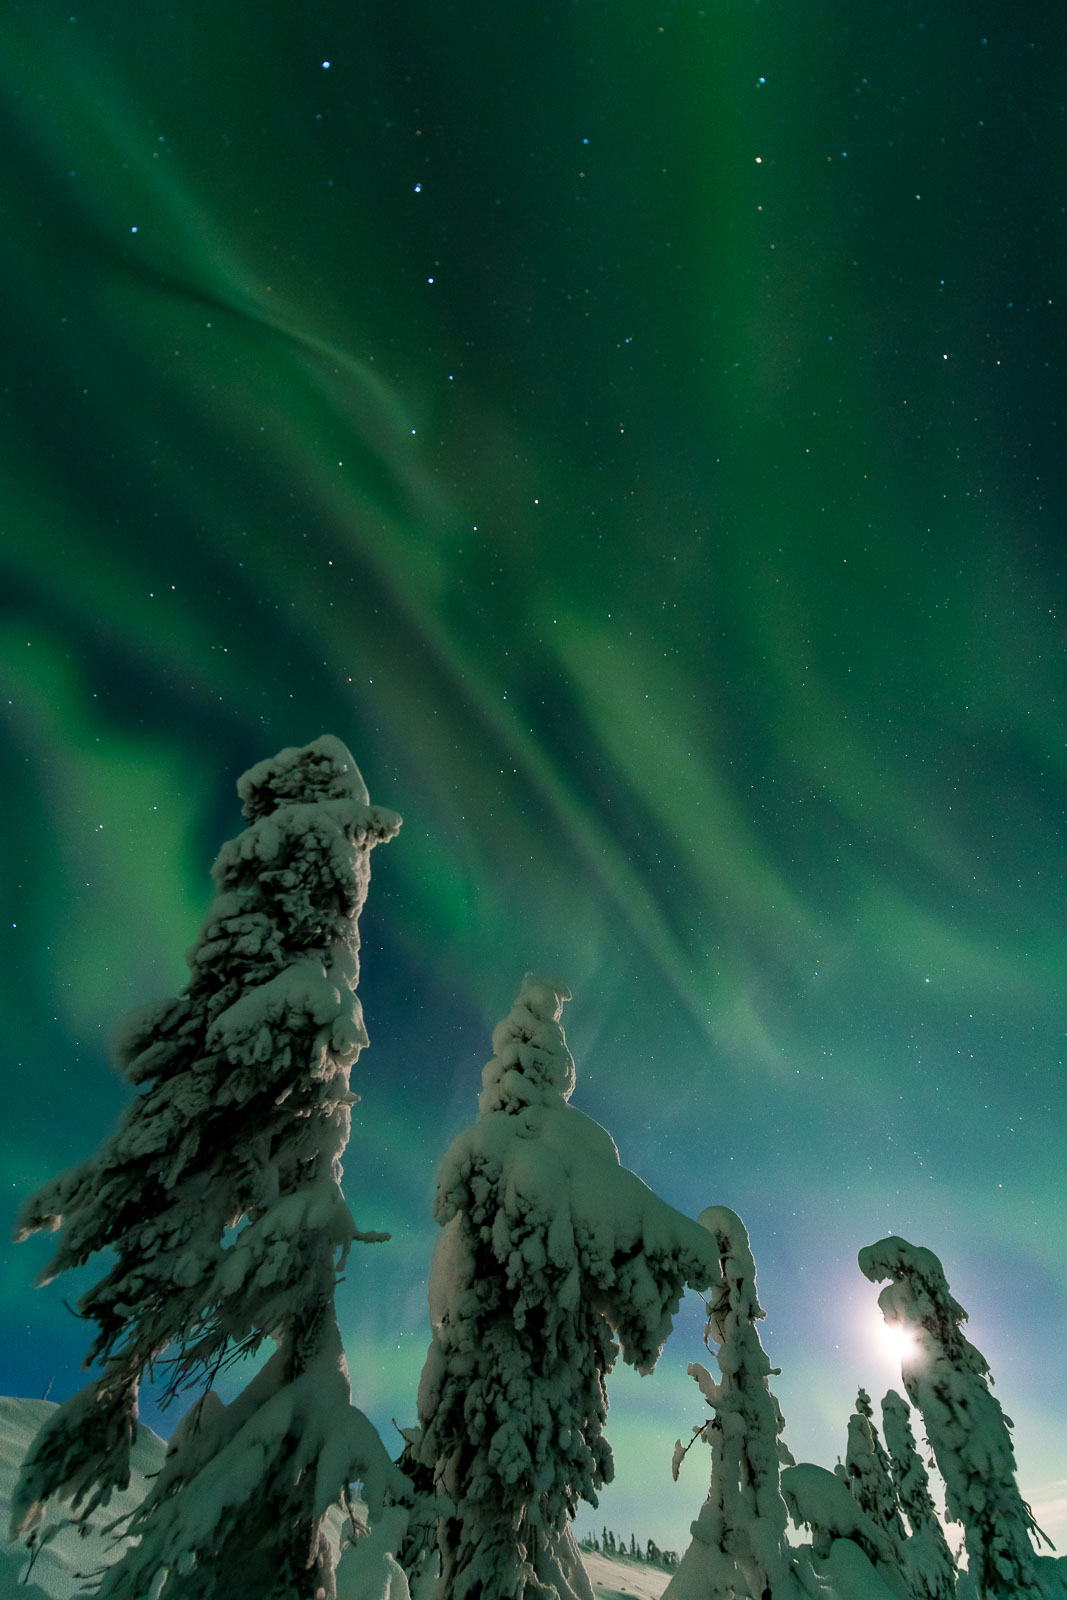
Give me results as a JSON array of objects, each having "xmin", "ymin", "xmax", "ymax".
[
  {"xmin": 881, "ymin": 1389, "xmax": 957, "ymax": 1600},
  {"xmin": 665, "ymin": 1206, "xmax": 797, "ymax": 1600},
  {"xmin": 415, "ymin": 974, "xmax": 722, "ymax": 1600},
  {"xmin": 843, "ymin": 1389, "xmax": 907, "ymax": 1547},
  {"xmin": 10, "ymin": 735, "xmax": 406, "ymax": 1600},
  {"xmin": 859, "ymin": 1235, "xmax": 1048, "ymax": 1600}
]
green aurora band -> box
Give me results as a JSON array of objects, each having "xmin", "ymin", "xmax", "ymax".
[{"xmin": 1, "ymin": 1, "xmax": 1063, "ymax": 1555}]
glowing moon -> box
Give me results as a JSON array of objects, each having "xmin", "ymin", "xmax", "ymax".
[{"xmin": 876, "ymin": 1319, "xmax": 919, "ymax": 1366}]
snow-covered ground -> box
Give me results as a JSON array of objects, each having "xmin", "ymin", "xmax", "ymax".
[
  {"xmin": 580, "ymin": 1551, "xmax": 671, "ymax": 1599},
  {"xmin": 0, "ymin": 1396, "xmax": 669, "ymax": 1600},
  {"xmin": 0, "ymin": 1395, "xmax": 168, "ymax": 1598}
]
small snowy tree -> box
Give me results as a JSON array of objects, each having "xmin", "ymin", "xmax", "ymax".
[
  {"xmin": 415, "ymin": 973, "xmax": 722, "ymax": 1600},
  {"xmin": 782, "ymin": 1462, "xmax": 910, "ymax": 1599},
  {"xmin": 10, "ymin": 735, "xmax": 406, "ymax": 1600},
  {"xmin": 859, "ymin": 1235, "xmax": 1049, "ymax": 1600},
  {"xmin": 881, "ymin": 1389, "xmax": 956, "ymax": 1600},
  {"xmin": 843, "ymin": 1389, "xmax": 907, "ymax": 1547},
  {"xmin": 665, "ymin": 1206, "xmax": 797, "ymax": 1600}
]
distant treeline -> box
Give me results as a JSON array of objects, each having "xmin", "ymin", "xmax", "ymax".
[{"xmin": 578, "ymin": 1529, "xmax": 680, "ymax": 1570}]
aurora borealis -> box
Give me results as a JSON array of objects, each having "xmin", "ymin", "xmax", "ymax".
[{"xmin": 1, "ymin": 0, "xmax": 1063, "ymax": 1557}]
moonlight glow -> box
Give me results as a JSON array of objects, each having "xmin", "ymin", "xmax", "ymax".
[{"xmin": 875, "ymin": 1320, "xmax": 920, "ymax": 1369}]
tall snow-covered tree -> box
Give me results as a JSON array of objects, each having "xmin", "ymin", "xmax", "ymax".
[
  {"xmin": 665, "ymin": 1206, "xmax": 797, "ymax": 1600},
  {"xmin": 10, "ymin": 735, "xmax": 406, "ymax": 1600},
  {"xmin": 843, "ymin": 1388, "xmax": 907, "ymax": 1547},
  {"xmin": 415, "ymin": 973, "xmax": 722, "ymax": 1600},
  {"xmin": 859, "ymin": 1235, "xmax": 1048, "ymax": 1600},
  {"xmin": 881, "ymin": 1389, "xmax": 957, "ymax": 1600}
]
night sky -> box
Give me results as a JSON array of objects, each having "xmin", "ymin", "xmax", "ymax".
[{"xmin": 1, "ymin": 1, "xmax": 1063, "ymax": 1556}]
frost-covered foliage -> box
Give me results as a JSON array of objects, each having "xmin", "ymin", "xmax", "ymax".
[
  {"xmin": 11, "ymin": 735, "xmax": 407, "ymax": 1600},
  {"xmin": 859, "ymin": 1235, "xmax": 1048, "ymax": 1600},
  {"xmin": 842, "ymin": 1389, "xmax": 907, "ymax": 1557},
  {"xmin": 665, "ymin": 1206, "xmax": 796, "ymax": 1600},
  {"xmin": 415, "ymin": 973, "xmax": 722, "ymax": 1600},
  {"xmin": 782, "ymin": 1462, "xmax": 911, "ymax": 1598},
  {"xmin": 880, "ymin": 1390, "xmax": 957, "ymax": 1600}
]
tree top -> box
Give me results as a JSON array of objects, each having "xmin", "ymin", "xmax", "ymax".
[{"xmin": 237, "ymin": 734, "xmax": 386, "ymax": 819}]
